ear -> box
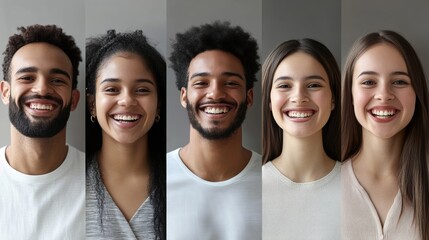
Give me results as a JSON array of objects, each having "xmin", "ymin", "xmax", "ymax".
[
  {"xmin": 70, "ymin": 89, "xmax": 80, "ymax": 111},
  {"xmin": 331, "ymin": 98, "xmax": 335, "ymax": 111},
  {"xmin": 180, "ymin": 87, "xmax": 187, "ymax": 108},
  {"xmin": 1, "ymin": 80, "xmax": 10, "ymax": 104},
  {"xmin": 246, "ymin": 88, "xmax": 254, "ymax": 107},
  {"xmin": 87, "ymin": 93, "xmax": 96, "ymax": 116}
]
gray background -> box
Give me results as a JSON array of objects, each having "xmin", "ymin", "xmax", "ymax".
[
  {"xmin": 262, "ymin": 0, "xmax": 341, "ymax": 63},
  {"xmin": 342, "ymin": 0, "xmax": 429, "ymax": 76},
  {"xmin": 0, "ymin": 0, "xmax": 85, "ymax": 151},
  {"xmin": 166, "ymin": 0, "xmax": 263, "ymax": 153},
  {"xmin": 86, "ymin": 0, "xmax": 166, "ymax": 57}
]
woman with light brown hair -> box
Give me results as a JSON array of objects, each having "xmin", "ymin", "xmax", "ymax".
[
  {"xmin": 341, "ymin": 30, "xmax": 429, "ymax": 240},
  {"xmin": 262, "ymin": 39, "xmax": 341, "ymax": 239}
]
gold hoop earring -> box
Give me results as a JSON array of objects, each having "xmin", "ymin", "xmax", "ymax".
[
  {"xmin": 90, "ymin": 115, "xmax": 96, "ymax": 123},
  {"xmin": 155, "ymin": 114, "xmax": 160, "ymax": 123}
]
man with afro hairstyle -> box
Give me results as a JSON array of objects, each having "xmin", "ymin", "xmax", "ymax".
[
  {"xmin": 0, "ymin": 24, "xmax": 84, "ymax": 239},
  {"xmin": 167, "ymin": 21, "xmax": 261, "ymax": 239}
]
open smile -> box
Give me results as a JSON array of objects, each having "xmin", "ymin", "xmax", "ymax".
[
  {"xmin": 368, "ymin": 107, "xmax": 399, "ymax": 120},
  {"xmin": 111, "ymin": 114, "xmax": 142, "ymax": 122}
]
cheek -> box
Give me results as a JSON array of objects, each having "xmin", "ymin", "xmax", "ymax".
[
  {"xmin": 141, "ymin": 95, "xmax": 158, "ymax": 117},
  {"xmin": 95, "ymin": 95, "xmax": 113, "ymax": 117},
  {"xmin": 270, "ymin": 91, "xmax": 286, "ymax": 115}
]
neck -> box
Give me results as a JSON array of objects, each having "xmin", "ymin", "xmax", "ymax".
[
  {"xmin": 354, "ymin": 129, "xmax": 403, "ymax": 176},
  {"xmin": 273, "ymin": 131, "xmax": 335, "ymax": 182},
  {"xmin": 6, "ymin": 125, "xmax": 68, "ymax": 175},
  {"xmin": 180, "ymin": 126, "xmax": 251, "ymax": 181},
  {"xmin": 98, "ymin": 133, "xmax": 150, "ymax": 177}
]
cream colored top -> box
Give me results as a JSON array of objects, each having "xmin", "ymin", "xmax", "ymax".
[{"xmin": 341, "ymin": 160, "xmax": 419, "ymax": 240}]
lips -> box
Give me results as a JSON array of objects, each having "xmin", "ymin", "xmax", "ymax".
[
  {"xmin": 286, "ymin": 110, "xmax": 315, "ymax": 119},
  {"xmin": 111, "ymin": 114, "xmax": 142, "ymax": 122},
  {"xmin": 369, "ymin": 107, "xmax": 399, "ymax": 119},
  {"xmin": 29, "ymin": 102, "xmax": 54, "ymax": 111},
  {"xmin": 199, "ymin": 102, "xmax": 234, "ymax": 116}
]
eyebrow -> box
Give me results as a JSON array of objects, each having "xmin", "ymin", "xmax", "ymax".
[
  {"xmin": 190, "ymin": 71, "xmax": 244, "ymax": 80},
  {"xmin": 100, "ymin": 78, "xmax": 155, "ymax": 85},
  {"xmin": 15, "ymin": 67, "xmax": 71, "ymax": 79},
  {"xmin": 274, "ymin": 75, "xmax": 326, "ymax": 82},
  {"xmin": 357, "ymin": 71, "xmax": 409, "ymax": 77}
]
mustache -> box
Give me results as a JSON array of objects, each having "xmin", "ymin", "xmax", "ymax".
[
  {"xmin": 197, "ymin": 100, "xmax": 236, "ymax": 106},
  {"xmin": 18, "ymin": 94, "xmax": 63, "ymax": 105}
]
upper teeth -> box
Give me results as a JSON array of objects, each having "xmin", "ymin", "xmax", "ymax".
[
  {"xmin": 288, "ymin": 111, "xmax": 313, "ymax": 118},
  {"xmin": 113, "ymin": 115, "xmax": 140, "ymax": 121},
  {"xmin": 371, "ymin": 110, "xmax": 395, "ymax": 116},
  {"xmin": 204, "ymin": 107, "xmax": 229, "ymax": 114},
  {"xmin": 30, "ymin": 103, "xmax": 53, "ymax": 110}
]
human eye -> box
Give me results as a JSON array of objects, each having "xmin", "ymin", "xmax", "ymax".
[
  {"xmin": 17, "ymin": 75, "xmax": 35, "ymax": 82},
  {"xmin": 225, "ymin": 81, "xmax": 240, "ymax": 87},
  {"xmin": 361, "ymin": 79, "xmax": 376, "ymax": 87},
  {"xmin": 192, "ymin": 80, "xmax": 208, "ymax": 87},
  {"xmin": 51, "ymin": 78, "xmax": 68, "ymax": 85},
  {"xmin": 276, "ymin": 82, "xmax": 290, "ymax": 89},
  {"xmin": 307, "ymin": 82, "xmax": 322, "ymax": 88},
  {"xmin": 103, "ymin": 86, "xmax": 119, "ymax": 94},
  {"xmin": 392, "ymin": 79, "xmax": 410, "ymax": 87},
  {"xmin": 136, "ymin": 87, "xmax": 151, "ymax": 94}
]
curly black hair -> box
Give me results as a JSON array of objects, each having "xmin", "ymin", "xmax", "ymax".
[
  {"xmin": 169, "ymin": 21, "xmax": 260, "ymax": 90},
  {"xmin": 86, "ymin": 30, "xmax": 166, "ymax": 240},
  {"xmin": 2, "ymin": 24, "xmax": 82, "ymax": 89}
]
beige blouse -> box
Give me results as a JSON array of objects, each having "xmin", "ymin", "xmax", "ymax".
[{"xmin": 341, "ymin": 160, "xmax": 419, "ymax": 240}]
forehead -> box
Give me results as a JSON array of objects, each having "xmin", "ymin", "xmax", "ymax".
[
  {"xmin": 188, "ymin": 50, "xmax": 245, "ymax": 77},
  {"xmin": 97, "ymin": 52, "xmax": 155, "ymax": 84},
  {"xmin": 10, "ymin": 42, "xmax": 73, "ymax": 76},
  {"xmin": 274, "ymin": 52, "xmax": 328, "ymax": 79},
  {"xmin": 353, "ymin": 43, "xmax": 407, "ymax": 77}
]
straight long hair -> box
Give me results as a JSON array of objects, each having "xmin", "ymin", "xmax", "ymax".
[
  {"xmin": 262, "ymin": 39, "xmax": 341, "ymax": 164},
  {"xmin": 342, "ymin": 30, "xmax": 429, "ymax": 240}
]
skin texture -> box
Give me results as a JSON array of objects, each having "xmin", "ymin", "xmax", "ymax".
[
  {"xmin": 0, "ymin": 42, "xmax": 79, "ymax": 175},
  {"xmin": 90, "ymin": 52, "xmax": 157, "ymax": 221},
  {"xmin": 179, "ymin": 50, "xmax": 253, "ymax": 182},
  {"xmin": 351, "ymin": 43, "xmax": 415, "ymax": 225},
  {"xmin": 269, "ymin": 52, "xmax": 335, "ymax": 182}
]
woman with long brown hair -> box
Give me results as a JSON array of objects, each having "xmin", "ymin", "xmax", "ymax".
[
  {"xmin": 262, "ymin": 39, "xmax": 341, "ymax": 239},
  {"xmin": 341, "ymin": 30, "xmax": 429, "ymax": 240}
]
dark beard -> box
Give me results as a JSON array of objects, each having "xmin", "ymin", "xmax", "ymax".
[
  {"xmin": 186, "ymin": 99, "xmax": 247, "ymax": 140},
  {"xmin": 9, "ymin": 95, "xmax": 71, "ymax": 138}
]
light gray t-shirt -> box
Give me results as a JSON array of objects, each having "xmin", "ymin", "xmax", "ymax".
[{"xmin": 86, "ymin": 158, "xmax": 155, "ymax": 240}]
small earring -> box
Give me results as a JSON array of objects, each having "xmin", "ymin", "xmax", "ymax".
[
  {"xmin": 155, "ymin": 114, "xmax": 160, "ymax": 123},
  {"xmin": 90, "ymin": 115, "xmax": 96, "ymax": 123}
]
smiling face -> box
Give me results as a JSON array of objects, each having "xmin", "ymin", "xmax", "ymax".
[
  {"xmin": 181, "ymin": 50, "xmax": 253, "ymax": 140},
  {"xmin": 270, "ymin": 52, "xmax": 333, "ymax": 139},
  {"xmin": 352, "ymin": 43, "xmax": 416, "ymax": 139},
  {"xmin": 0, "ymin": 42, "xmax": 79, "ymax": 138},
  {"xmin": 93, "ymin": 52, "xmax": 158, "ymax": 145}
]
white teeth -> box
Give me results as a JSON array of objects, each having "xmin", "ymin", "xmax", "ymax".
[
  {"xmin": 371, "ymin": 109, "xmax": 396, "ymax": 118},
  {"xmin": 287, "ymin": 111, "xmax": 313, "ymax": 118},
  {"xmin": 204, "ymin": 107, "xmax": 229, "ymax": 114},
  {"xmin": 113, "ymin": 115, "xmax": 140, "ymax": 121},
  {"xmin": 30, "ymin": 103, "xmax": 53, "ymax": 110}
]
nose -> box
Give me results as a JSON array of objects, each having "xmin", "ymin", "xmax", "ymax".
[
  {"xmin": 117, "ymin": 91, "xmax": 137, "ymax": 107},
  {"xmin": 206, "ymin": 81, "xmax": 226, "ymax": 100},
  {"xmin": 290, "ymin": 86, "xmax": 309, "ymax": 104},
  {"xmin": 31, "ymin": 77, "xmax": 53, "ymax": 96},
  {"xmin": 374, "ymin": 83, "xmax": 395, "ymax": 102}
]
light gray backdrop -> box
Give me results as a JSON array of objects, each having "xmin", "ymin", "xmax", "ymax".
[
  {"xmin": 342, "ymin": 0, "xmax": 429, "ymax": 78},
  {"xmin": 0, "ymin": 0, "xmax": 85, "ymax": 151},
  {"xmin": 262, "ymin": 0, "xmax": 341, "ymax": 63},
  {"xmin": 166, "ymin": 0, "xmax": 263, "ymax": 153},
  {"xmin": 86, "ymin": 0, "xmax": 166, "ymax": 57}
]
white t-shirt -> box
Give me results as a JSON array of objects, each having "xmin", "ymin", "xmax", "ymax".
[
  {"xmin": 262, "ymin": 161, "xmax": 341, "ymax": 240},
  {"xmin": 0, "ymin": 145, "xmax": 85, "ymax": 240},
  {"xmin": 167, "ymin": 148, "xmax": 262, "ymax": 240},
  {"xmin": 341, "ymin": 160, "xmax": 418, "ymax": 240}
]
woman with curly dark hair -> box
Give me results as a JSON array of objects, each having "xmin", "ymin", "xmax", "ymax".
[{"xmin": 85, "ymin": 30, "xmax": 166, "ymax": 240}]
